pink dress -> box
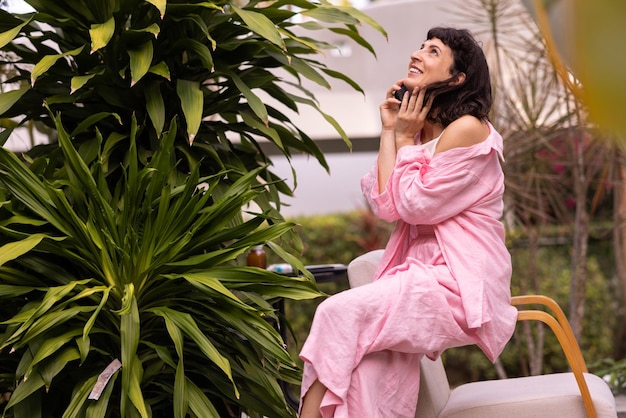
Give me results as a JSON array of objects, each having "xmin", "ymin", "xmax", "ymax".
[{"xmin": 299, "ymin": 123, "xmax": 518, "ymax": 417}]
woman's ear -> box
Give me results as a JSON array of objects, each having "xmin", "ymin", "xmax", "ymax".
[{"xmin": 450, "ymin": 72, "xmax": 466, "ymax": 86}]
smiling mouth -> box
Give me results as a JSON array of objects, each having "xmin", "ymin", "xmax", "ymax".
[{"xmin": 409, "ymin": 67, "xmax": 423, "ymax": 75}]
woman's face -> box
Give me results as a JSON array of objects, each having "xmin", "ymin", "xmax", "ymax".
[{"xmin": 403, "ymin": 37, "xmax": 456, "ymax": 90}]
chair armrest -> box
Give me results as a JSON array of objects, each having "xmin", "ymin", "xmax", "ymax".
[
  {"xmin": 513, "ymin": 295, "xmax": 596, "ymax": 418},
  {"xmin": 511, "ymin": 294, "xmax": 586, "ymax": 372}
]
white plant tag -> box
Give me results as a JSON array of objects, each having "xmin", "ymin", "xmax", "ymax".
[{"xmin": 88, "ymin": 358, "xmax": 122, "ymax": 400}]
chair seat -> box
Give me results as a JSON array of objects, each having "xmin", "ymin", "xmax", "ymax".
[{"xmin": 440, "ymin": 372, "xmax": 617, "ymax": 418}]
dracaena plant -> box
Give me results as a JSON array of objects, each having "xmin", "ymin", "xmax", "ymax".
[{"xmin": 0, "ymin": 0, "xmax": 386, "ymax": 417}]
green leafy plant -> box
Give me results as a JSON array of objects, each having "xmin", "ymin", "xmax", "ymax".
[
  {"xmin": 591, "ymin": 357, "xmax": 626, "ymax": 395},
  {"xmin": 0, "ymin": 0, "xmax": 386, "ymax": 416}
]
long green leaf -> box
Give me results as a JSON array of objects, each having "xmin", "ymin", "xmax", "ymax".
[
  {"xmin": 148, "ymin": 61, "xmax": 170, "ymax": 79},
  {"xmin": 267, "ymin": 50, "xmax": 330, "ymax": 89},
  {"xmin": 148, "ymin": 307, "xmax": 239, "ymax": 398},
  {"xmin": 208, "ymin": 303, "xmax": 293, "ymax": 365},
  {"xmin": 120, "ymin": 295, "xmax": 149, "ymax": 418},
  {"xmin": 145, "ymin": 81, "xmax": 165, "ymax": 137},
  {"xmin": 62, "ymin": 373, "xmax": 99, "ymax": 418},
  {"xmin": 21, "ymin": 306, "xmax": 95, "ymax": 346},
  {"xmin": 187, "ymin": 380, "xmax": 220, "ymax": 418},
  {"xmin": 197, "ymin": 267, "xmax": 320, "ymax": 301},
  {"xmin": 0, "ymin": 233, "xmax": 44, "ymax": 267},
  {"xmin": 7, "ymin": 347, "xmax": 80, "ymax": 410},
  {"xmin": 50, "ymin": 110, "xmax": 118, "ymax": 238},
  {"xmin": 289, "ymin": 92, "xmax": 350, "ymax": 147},
  {"xmin": 6, "ymin": 368, "xmax": 46, "ymax": 410},
  {"xmin": 231, "ymin": 5, "xmax": 285, "ymax": 50},
  {"xmin": 180, "ymin": 38, "xmax": 213, "ymax": 71},
  {"xmin": 239, "ymin": 110, "xmax": 279, "ymax": 144},
  {"xmin": 0, "ymin": 86, "xmax": 29, "ymax": 116},
  {"xmin": 163, "ymin": 317, "xmax": 188, "ymax": 418},
  {"xmin": 181, "ymin": 273, "xmax": 248, "ymax": 306},
  {"xmin": 338, "ymin": 6, "xmax": 388, "ymax": 41},
  {"xmin": 70, "ymin": 73, "xmax": 96, "ymax": 94},
  {"xmin": 89, "ymin": 17, "xmax": 115, "ymax": 53},
  {"xmin": 176, "ymin": 79, "xmax": 203, "ymax": 144},
  {"xmin": 128, "ymin": 41, "xmax": 153, "ymax": 86},
  {"xmin": 0, "ymin": 284, "xmax": 36, "ymax": 297},
  {"xmin": 81, "ymin": 286, "xmax": 110, "ymax": 360},
  {"xmin": 300, "ymin": 6, "xmax": 359, "ymax": 25},
  {"xmin": 229, "ymin": 71, "xmax": 268, "ymax": 126},
  {"xmin": 1, "ymin": 280, "xmax": 92, "ymax": 348},
  {"xmin": 31, "ymin": 46, "xmax": 84, "ymax": 86},
  {"xmin": 27, "ymin": 329, "xmax": 81, "ymax": 378},
  {"xmin": 70, "ymin": 111, "xmax": 121, "ymax": 137},
  {"xmin": 0, "ymin": 18, "xmax": 30, "ymax": 49}
]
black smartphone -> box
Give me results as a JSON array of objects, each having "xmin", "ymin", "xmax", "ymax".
[
  {"xmin": 393, "ymin": 83, "xmax": 446, "ymax": 109},
  {"xmin": 393, "ymin": 84, "xmax": 410, "ymax": 102}
]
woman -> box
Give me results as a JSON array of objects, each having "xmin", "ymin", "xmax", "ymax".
[{"xmin": 299, "ymin": 27, "xmax": 518, "ymax": 417}]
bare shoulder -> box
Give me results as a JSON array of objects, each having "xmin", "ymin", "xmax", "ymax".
[{"xmin": 435, "ymin": 115, "xmax": 489, "ymax": 154}]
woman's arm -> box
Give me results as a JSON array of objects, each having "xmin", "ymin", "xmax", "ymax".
[{"xmin": 376, "ymin": 81, "xmax": 403, "ymax": 192}]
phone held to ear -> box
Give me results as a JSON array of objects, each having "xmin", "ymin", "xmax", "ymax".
[
  {"xmin": 393, "ymin": 84, "xmax": 410, "ymax": 102},
  {"xmin": 393, "ymin": 84, "xmax": 439, "ymax": 109}
]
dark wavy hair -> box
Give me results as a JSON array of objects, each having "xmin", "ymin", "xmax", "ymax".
[{"xmin": 423, "ymin": 27, "xmax": 492, "ymax": 126}]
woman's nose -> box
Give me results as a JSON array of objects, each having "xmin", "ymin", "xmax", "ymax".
[{"xmin": 410, "ymin": 50, "xmax": 422, "ymax": 61}]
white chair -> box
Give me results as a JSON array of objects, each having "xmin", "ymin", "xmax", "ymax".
[{"xmin": 348, "ymin": 251, "xmax": 617, "ymax": 418}]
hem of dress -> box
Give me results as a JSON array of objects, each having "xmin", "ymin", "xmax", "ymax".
[{"xmin": 299, "ymin": 358, "xmax": 344, "ymax": 418}]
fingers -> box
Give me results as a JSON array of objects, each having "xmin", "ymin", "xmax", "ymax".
[
  {"xmin": 387, "ymin": 79, "xmax": 406, "ymax": 99},
  {"xmin": 394, "ymin": 84, "xmax": 433, "ymax": 120},
  {"xmin": 399, "ymin": 86, "xmax": 424, "ymax": 113}
]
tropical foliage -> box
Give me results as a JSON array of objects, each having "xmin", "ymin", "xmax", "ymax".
[{"xmin": 0, "ymin": 0, "xmax": 385, "ymax": 416}]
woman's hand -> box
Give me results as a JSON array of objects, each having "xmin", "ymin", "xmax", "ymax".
[
  {"xmin": 394, "ymin": 86, "xmax": 433, "ymax": 148},
  {"xmin": 379, "ymin": 80, "xmax": 405, "ymax": 130}
]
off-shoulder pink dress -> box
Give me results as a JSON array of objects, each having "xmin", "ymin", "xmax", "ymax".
[{"xmin": 299, "ymin": 123, "xmax": 518, "ymax": 417}]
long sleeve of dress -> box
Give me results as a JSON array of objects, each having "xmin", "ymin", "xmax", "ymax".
[{"xmin": 363, "ymin": 140, "xmax": 502, "ymax": 226}]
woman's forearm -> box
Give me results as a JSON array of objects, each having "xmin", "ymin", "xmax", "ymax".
[{"xmin": 377, "ymin": 128, "xmax": 397, "ymax": 192}]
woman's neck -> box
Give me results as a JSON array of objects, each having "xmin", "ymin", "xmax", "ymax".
[{"xmin": 420, "ymin": 123, "xmax": 444, "ymax": 143}]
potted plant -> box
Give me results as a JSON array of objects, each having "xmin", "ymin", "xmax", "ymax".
[{"xmin": 0, "ymin": 0, "xmax": 385, "ymax": 416}]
